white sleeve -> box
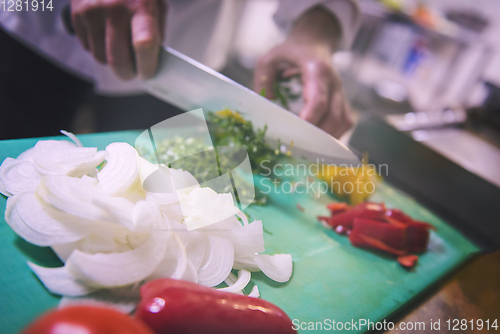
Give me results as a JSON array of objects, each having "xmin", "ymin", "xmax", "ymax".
[{"xmin": 273, "ymin": 0, "xmax": 360, "ymax": 50}]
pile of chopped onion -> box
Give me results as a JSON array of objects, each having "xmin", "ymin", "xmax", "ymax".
[{"xmin": 0, "ymin": 134, "xmax": 292, "ymax": 303}]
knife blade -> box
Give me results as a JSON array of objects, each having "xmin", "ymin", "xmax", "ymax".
[{"xmin": 144, "ymin": 47, "xmax": 359, "ymax": 165}]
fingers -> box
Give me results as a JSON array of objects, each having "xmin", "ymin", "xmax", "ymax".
[
  {"xmin": 319, "ymin": 89, "xmax": 353, "ymax": 138},
  {"xmin": 73, "ymin": 14, "xmax": 90, "ymax": 51},
  {"xmin": 158, "ymin": 0, "xmax": 168, "ymax": 42},
  {"xmin": 131, "ymin": 7, "xmax": 161, "ymax": 79},
  {"xmin": 106, "ymin": 14, "xmax": 135, "ymax": 80},
  {"xmin": 299, "ymin": 61, "xmax": 331, "ymax": 125},
  {"xmin": 71, "ymin": 0, "xmax": 164, "ymax": 80},
  {"xmin": 85, "ymin": 11, "xmax": 106, "ymax": 64},
  {"xmin": 254, "ymin": 53, "xmax": 282, "ymax": 99}
]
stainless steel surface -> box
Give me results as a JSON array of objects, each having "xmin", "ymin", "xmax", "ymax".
[
  {"xmin": 412, "ymin": 128, "xmax": 500, "ymax": 189},
  {"xmin": 349, "ymin": 115, "xmax": 500, "ymax": 250},
  {"xmin": 144, "ymin": 47, "xmax": 359, "ymax": 165},
  {"xmin": 385, "ymin": 108, "xmax": 467, "ymax": 131}
]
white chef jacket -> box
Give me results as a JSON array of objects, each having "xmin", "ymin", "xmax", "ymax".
[{"xmin": 0, "ymin": 0, "xmax": 358, "ymax": 95}]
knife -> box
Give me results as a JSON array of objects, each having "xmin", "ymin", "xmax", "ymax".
[{"xmin": 144, "ymin": 47, "xmax": 359, "ymax": 166}]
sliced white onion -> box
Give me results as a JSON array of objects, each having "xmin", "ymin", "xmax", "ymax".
[
  {"xmin": 181, "ymin": 259, "xmax": 198, "ymax": 283},
  {"xmin": 0, "ymin": 173, "xmax": 10, "ymax": 197},
  {"xmin": 1, "ymin": 138, "xmax": 294, "ymax": 302},
  {"xmin": 60, "ymin": 130, "xmax": 83, "ymax": 147},
  {"xmin": 97, "ymin": 143, "xmax": 139, "ymax": 195},
  {"xmin": 248, "ymin": 285, "xmax": 260, "ymax": 298},
  {"xmin": 210, "ymin": 219, "xmax": 265, "ymax": 257},
  {"xmin": 16, "ymin": 193, "xmax": 95, "ymax": 245},
  {"xmin": 5, "ymin": 195, "xmax": 87, "ymax": 247},
  {"xmin": 197, "ymin": 236, "xmax": 234, "ymax": 287},
  {"xmin": 184, "ymin": 234, "xmax": 207, "ymax": 270},
  {"xmin": 222, "ymin": 272, "xmax": 243, "ymax": 295},
  {"xmin": 32, "ymin": 140, "xmax": 99, "ymax": 176},
  {"xmin": 65, "ymin": 213, "xmax": 168, "ymax": 288},
  {"xmin": 37, "ymin": 176, "xmax": 110, "ymax": 222},
  {"xmin": 169, "ymin": 168, "xmax": 200, "ymax": 193},
  {"xmin": 224, "ymin": 272, "xmax": 237, "ymax": 285},
  {"xmin": 37, "ymin": 175, "xmax": 141, "ymax": 230},
  {"xmin": 0, "ymin": 158, "xmax": 40, "ymax": 196},
  {"xmin": 70, "ymin": 150, "xmax": 106, "ymax": 178},
  {"xmin": 28, "ymin": 262, "xmax": 97, "ymax": 297},
  {"xmin": 232, "ymin": 256, "xmax": 260, "ymax": 272},
  {"xmin": 253, "ymin": 254, "xmax": 293, "ymax": 283},
  {"xmin": 138, "ymin": 157, "xmax": 159, "ymax": 185},
  {"xmin": 17, "ymin": 147, "xmax": 35, "ymax": 161},
  {"xmin": 169, "ymin": 233, "xmax": 188, "ymax": 280},
  {"xmin": 219, "ymin": 269, "xmax": 251, "ymax": 293},
  {"xmin": 146, "ymin": 192, "xmax": 179, "ymax": 206},
  {"xmin": 146, "ymin": 231, "xmax": 188, "ymax": 282},
  {"xmin": 180, "ymin": 188, "xmax": 240, "ymax": 231},
  {"xmin": 52, "ymin": 241, "xmax": 82, "ymax": 262}
]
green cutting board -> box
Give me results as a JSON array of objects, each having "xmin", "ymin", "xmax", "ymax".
[{"xmin": 0, "ymin": 132, "xmax": 479, "ymax": 333}]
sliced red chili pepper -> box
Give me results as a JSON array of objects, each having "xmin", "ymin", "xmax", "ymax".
[
  {"xmin": 411, "ymin": 220, "xmax": 437, "ymax": 231},
  {"xmin": 350, "ymin": 233, "xmax": 406, "ymax": 256},
  {"xmin": 328, "ymin": 202, "xmax": 386, "ymax": 229},
  {"xmin": 321, "ymin": 202, "xmax": 435, "ymax": 266},
  {"xmin": 349, "ymin": 218, "xmax": 408, "ymax": 256},
  {"xmin": 406, "ymin": 222, "xmax": 431, "ymax": 253},
  {"xmin": 326, "ymin": 202, "xmax": 350, "ymax": 215},
  {"xmin": 386, "ymin": 209, "xmax": 437, "ymax": 230},
  {"xmin": 385, "ymin": 209, "xmax": 413, "ymax": 224},
  {"xmin": 334, "ymin": 225, "xmax": 349, "ymax": 235},
  {"xmin": 397, "ymin": 255, "xmax": 419, "ymax": 268}
]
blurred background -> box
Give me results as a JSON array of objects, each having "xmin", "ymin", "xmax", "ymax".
[
  {"xmin": 1, "ymin": 0, "xmax": 500, "ymax": 328},
  {"xmin": 1, "ymin": 0, "xmax": 498, "ymax": 248},
  {"xmin": 215, "ymin": 0, "xmax": 500, "ymax": 251}
]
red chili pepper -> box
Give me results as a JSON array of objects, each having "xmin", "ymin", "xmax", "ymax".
[
  {"xmin": 349, "ymin": 218, "xmax": 408, "ymax": 256},
  {"xmin": 397, "ymin": 255, "xmax": 419, "ymax": 268},
  {"xmin": 327, "ymin": 202, "xmax": 386, "ymax": 229},
  {"xmin": 136, "ymin": 278, "xmax": 296, "ymax": 334},
  {"xmin": 385, "ymin": 209, "xmax": 414, "ymax": 224},
  {"xmin": 405, "ymin": 221, "xmax": 431, "ymax": 253},
  {"xmin": 349, "ymin": 218, "xmax": 431, "ymax": 256},
  {"xmin": 334, "ymin": 225, "xmax": 350, "ymax": 235},
  {"xmin": 386, "ymin": 209, "xmax": 437, "ymax": 230},
  {"xmin": 321, "ymin": 202, "xmax": 434, "ymax": 266},
  {"xmin": 326, "ymin": 202, "xmax": 350, "ymax": 215}
]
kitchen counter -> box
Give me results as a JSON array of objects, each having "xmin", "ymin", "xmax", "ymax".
[{"xmin": 385, "ymin": 249, "xmax": 500, "ymax": 334}]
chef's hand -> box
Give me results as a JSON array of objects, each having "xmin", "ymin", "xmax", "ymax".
[
  {"xmin": 71, "ymin": 0, "xmax": 166, "ymax": 80},
  {"xmin": 254, "ymin": 7, "xmax": 352, "ymax": 138}
]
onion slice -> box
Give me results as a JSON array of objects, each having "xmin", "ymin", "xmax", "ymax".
[
  {"xmin": 32, "ymin": 140, "xmax": 100, "ymax": 176},
  {"xmin": 28, "ymin": 262, "xmax": 97, "ymax": 297},
  {"xmin": 60, "ymin": 130, "xmax": 83, "ymax": 147},
  {"xmin": 219, "ymin": 269, "xmax": 251, "ymax": 293},
  {"xmin": 97, "ymin": 143, "xmax": 139, "ymax": 195},
  {"xmin": 65, "ymin": 213, "xmax": 169, "ymax": 288},
  {"xmin": 16, "ymin": 193, "xmax": 95, "ymax": 245},
  {"xmin": 253, "ymin": 254, "xmax": 293, "ymax": 283},
  {"xmin": 248, "ymin": 285, "xmax": 260, "ymax": 298},
  {"xmin": 197, "ymin": 236, "xmax": 234, "ymax": 287},
  {"xmin": 0, "ymin": 158, "xmax": 40, "ymax": 196}
]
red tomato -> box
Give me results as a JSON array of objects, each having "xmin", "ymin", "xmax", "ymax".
[
  {"xmin": 136, "ymin": 278, "xmax": 296, "ymax": 334},
  {"xmin": 22, "ymin": 305, "xmax": 154, "ymax": 334}
]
